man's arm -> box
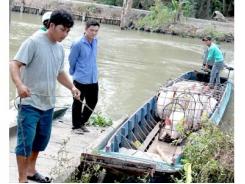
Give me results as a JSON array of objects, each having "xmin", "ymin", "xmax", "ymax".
[
  {"xmin": 68, "ymin": 42, "xmax": 80, "ymax": 75},
  {"xmin": 9, "ymin": 60, "xmax": 30, "ymax": 98},
  {"xmin": 202, "ymin": 48, "xmax": 209, "ymax": 69},
  {"xmin": 57, "ymin": 71, "xmax": 80, "ymax": 99}
]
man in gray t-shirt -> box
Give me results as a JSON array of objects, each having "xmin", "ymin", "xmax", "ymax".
[
  {"xmin": 14, "ymin": 31, "xmax": 65, "ymax": 110},
  {"xmin": 9, "ymin": 10, "xmax": 80, "ymax": 183}
]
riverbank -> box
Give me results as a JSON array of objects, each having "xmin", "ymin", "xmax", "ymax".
[
  {"xmin": 133, "ymin": 17, "xmax": 234, "ymax": 42},
  {"xmin": 11, "ymin": 0, "xmax": 234, "ymax": 42}
]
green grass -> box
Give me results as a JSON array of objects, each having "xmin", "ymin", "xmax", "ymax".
[{"xmin": 89, "ymin": 113, "xmax": 113, "ymax": 127}]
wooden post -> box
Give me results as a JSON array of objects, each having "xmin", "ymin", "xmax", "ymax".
[
  {"xmin": 9, "ymin": 0, "xmax": 13, "ymax": 24},
  {"xmin": 82, "ymin": 12, "xmax": 86, "ymax": 22},
  {"xmin": 120, "ymin": 0, "xmax": 133, "ymax": 30},
  {"xmin": 20, "ymin": 0, "xmax": 25, "ymax": 13}
]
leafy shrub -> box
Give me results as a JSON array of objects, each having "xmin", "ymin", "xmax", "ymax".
[
  {"xmin": 179, "ymin": 118, "xmax": 234, "ymax": 183},
  {"xmin": 136, "ymin": 1, "xmax": 174, "ymax": 28},
  {"xmin": 89, "ymin": 113, "xmax": 113, "ymax": 127}
]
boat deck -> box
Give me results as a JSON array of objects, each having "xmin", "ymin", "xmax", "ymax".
[
  {"xmin": 147, "ymin": 133, "xmax": 183, "ymax": 165},
  {"xmin": 137, "ymin": 121, "xmax": 183, "ymax": 165}
]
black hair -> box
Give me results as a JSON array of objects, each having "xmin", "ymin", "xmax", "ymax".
[
  {"xmin": 202, "ymin": 36, "xmax": 212, "ymax": 41},
  {"xmin": 43, "ymin": 20, "xmax": 49, "ymax": 29},
  {"xmin": 49, "ymin": 9, "xmax": 74, "ymax": 28},
  {"xmin": 85, "ymin": 20, "xmax": 100, "ymax": 29}
]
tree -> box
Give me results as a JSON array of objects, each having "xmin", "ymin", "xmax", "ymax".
[
  {"xmin": 133, "ymin": 0, "xmax": 155, "ymax": 10},
  {"xmin": 194, "ymin": 0, "xmax": 211, "ymax": 19},
  {"xmin": 171, "ymin": 0, "xmax": 185, "ymax": 23},
  {"xmin": 190, "ymin": 0, "xmax": 234, "ymax": 18},
  {"xmin": 120, "ymin": 0, "xmax": 133, "ymax": 29}
]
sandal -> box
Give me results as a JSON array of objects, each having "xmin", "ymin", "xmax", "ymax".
[{"xmin": 27, "ymin": 172, "xmax": 52, "ymax": 183}]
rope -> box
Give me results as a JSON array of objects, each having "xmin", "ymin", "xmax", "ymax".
[
  {"xmin": 14, "ymin": 92, "xmax": 83, "ymax": 109},
  {"xmin": 13, "ymin": 92, "xmax": 102, "ymax": 123}
]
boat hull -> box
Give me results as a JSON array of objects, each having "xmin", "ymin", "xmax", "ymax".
[{"xmin": 83, "ymin": 70, "xmax": 232, "ymax": 174}]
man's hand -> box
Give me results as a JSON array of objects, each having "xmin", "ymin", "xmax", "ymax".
[
  {"xmin": 10, "ymin": 60, "xmax": 30, "ymax": 98},
  {"xmin": 57, "ymin": 72, "xmax": 81, "ymax": 100},
  {"xmin": 17, "ymin": 84, "xmax": 31, "ymax": 98},
  {"xmin": 71, "ymin": 86, "xmax": 80, "ymax": 100}
]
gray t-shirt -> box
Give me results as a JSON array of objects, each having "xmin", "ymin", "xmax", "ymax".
[{"xmin": 14, "ymin": 32, "xmax": 64, "ymax": 110}]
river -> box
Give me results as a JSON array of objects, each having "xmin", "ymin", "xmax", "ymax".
[{"xmin": 9, "ymin": 12, "xmax": 234, "ymax": 134}]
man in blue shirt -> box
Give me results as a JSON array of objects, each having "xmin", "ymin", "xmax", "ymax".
[
  {"xmin": 202, "ymin": 36, "xmax": 224, "ymax": 86},
  {"xmin": 69, "ymin": 20, "xmax": 100, "ymax": 133}
]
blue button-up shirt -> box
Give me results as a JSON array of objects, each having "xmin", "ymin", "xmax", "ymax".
[{"xmin": 69, "ymin": 36, "xmax": 98, "ymax": 84}]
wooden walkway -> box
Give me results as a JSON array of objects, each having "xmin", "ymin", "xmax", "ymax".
[{"xmin": 9, "ymin": 111, "xmax": 123, "ymax": 182}]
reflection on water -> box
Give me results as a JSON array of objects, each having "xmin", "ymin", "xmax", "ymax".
[{"xmin": 9, "ymin": 12, "xmax": 234, "ymax": 133}]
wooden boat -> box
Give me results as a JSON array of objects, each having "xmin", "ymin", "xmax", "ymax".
[
  {"xmin": 53, "ymin": 106, "xmax": 69, "ymax": 120},
  {"xmin": 82, "ymin": 69, "xmax": 233, "ymax": 175}
]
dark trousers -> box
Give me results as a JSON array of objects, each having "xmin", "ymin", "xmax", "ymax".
[{"xmin": 72, "ymin": 80, "xmax": 98, "ymax": 129}]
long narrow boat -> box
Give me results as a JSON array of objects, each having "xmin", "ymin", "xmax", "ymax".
[{"xmin": 82, "ymin": 69, "xmax": 233, "ymax": 175}]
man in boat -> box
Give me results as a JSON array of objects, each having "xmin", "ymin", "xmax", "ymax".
[
  {"xmin": 69, "ymin": 20, "xmax": 100, "ymax": 134},
  {"xmin": 33, "ymin": 11, "xmax": 52, "ymax": 35},
  {"xmin": 9, "ymin": 9, "xmax": 80, "ymax": 183},
  {"xmin": 41, "ymin": 11, "xmax": 52, "ymax": 31},
  {"xmin": 202, "ymin": 36, "xmax": 224, "ymax": 86},
  {"xmin": 202, "ymin": 46, "xmax": 214, "ymax": 72}
]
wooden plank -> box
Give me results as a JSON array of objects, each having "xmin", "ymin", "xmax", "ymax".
[
  {"xmin": 138, "ymin": 122, "xmax": 160, "ymax": 151},
  {"xmin": 147, "ymin": 136, "xmax": 183, "ymax": 165},
  {"xmin": 81, "ymin": 153, "xmax": 155, "ymax": 175}
]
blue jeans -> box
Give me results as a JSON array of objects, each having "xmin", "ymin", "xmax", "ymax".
[
  {"xmin": 15, "ymin": 105, "xmax": 54, "ymax": 157},
  {"xmin": 209, "ymin": 61, "xmax": 224, "ymax": 85}
]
